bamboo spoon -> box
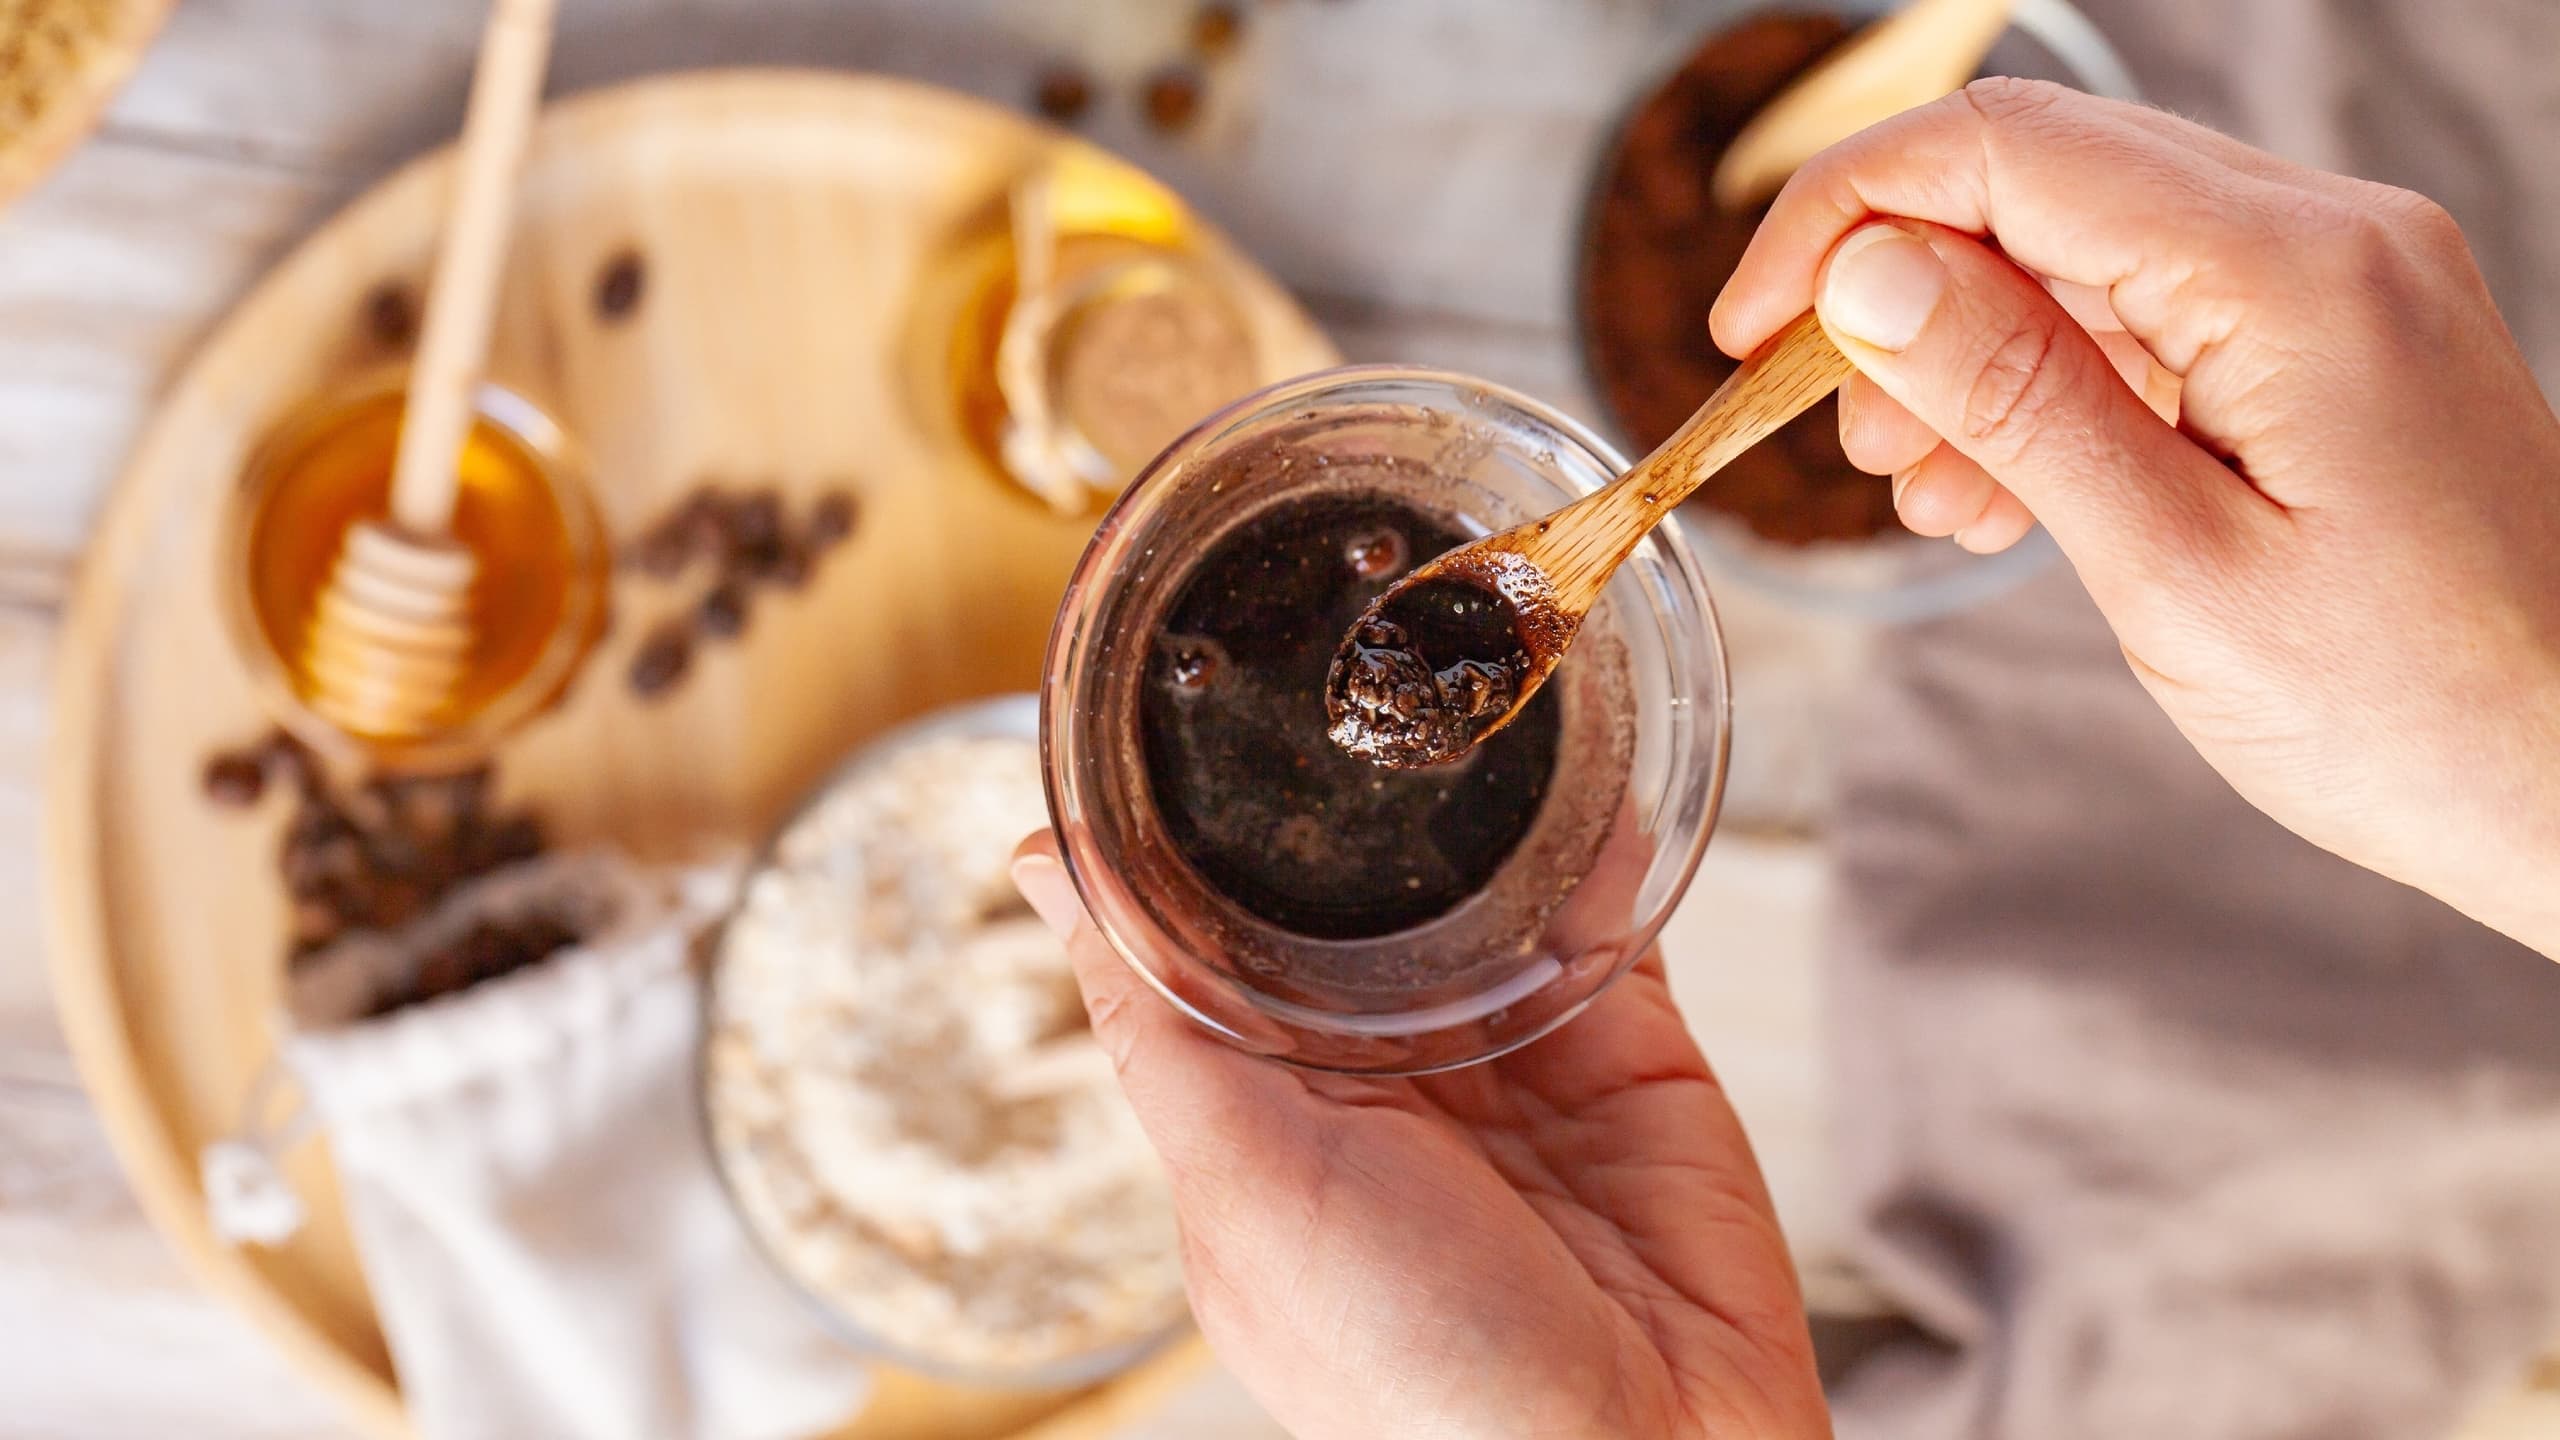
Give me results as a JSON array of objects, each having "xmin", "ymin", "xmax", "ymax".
[
  {"xmin": 301, "ymin": 0, "xmax": 556, "ymax": 744},
  {"xmin": 1710, "ymin": 0, "xmax": 2013, "ymax": 213},
  {"xmin": 1325, "ymin": 311, "xmax": 1852, "ymax": 768}
]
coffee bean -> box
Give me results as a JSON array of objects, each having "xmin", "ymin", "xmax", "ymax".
[
  {"xmin": 1192, "ymin": 3, "xmax": 1244, "ymax": 57},
  {"xmin": 1140, "ymin": 67, "xmax": 1204, "ymax": 133},
  {"xmin": 595, "ymin": 248, "xmax": 646, "ymax": 321},
  {"xmin": 629, "ymin": 622, "xmax": 693, "ymax": 699},
  {"xmin": 626, "ymin": 516, "xmax": 696, "ymax": 579},
  {"xmin": 202, "ymin": 753, "xmax": 266, "ymax": 807},
  {"xmin": 290, "ymin": 896, "xmax": 344, "ymax": 950},
  {"xmin": 809, "ymin": 488, "xmax": 859, "ymax": 549},
  {"xmin": 258, "ymin": 729, "xmax": 321, "ymax": 796},
  {"xmin": 731, "ymin": 489, "xmax": 785, "ymax": 555},
  {"xmin": 762, "ymin": 539, "xmax": 814, "ymax": 590},
  {"xmin": 697, "ymin": 581, "xmax": 750, "ymax": 639},
  {"xmin": 482, "ymin": 814, "xmax": 547, "ymax": 870},
  {"xmin": 409, "ymin": 943, "xmax": 471, "ymax": 1009},
  {"xmin": 392, "ymin": 766, "xmax": 487, "ymax": 848},
  {"xmin": 1032, "ymin": 65, "xmax": 1093, "ymax": 123},
  {"xmin": 363, "ymin": 282, "xmax": 418, "ymax": 348},
  {"xmin": 281, "ymin": 810, "xmax": 365, "ymax": 899}
]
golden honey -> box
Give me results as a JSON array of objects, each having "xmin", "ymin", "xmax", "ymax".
[{"xmin": 229, "ymin": 379, "xmax": 607, "ymax": 766}]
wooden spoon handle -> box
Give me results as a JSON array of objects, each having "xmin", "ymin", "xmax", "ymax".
[
  {"xmin": 1509, "ymin": 311, "xmax": 1852, "ymax": 614},
  {"xmin": 387, "ymin": 0, "xmax": 558, "ymax": 537}
]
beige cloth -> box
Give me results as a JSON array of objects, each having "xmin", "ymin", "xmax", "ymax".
[
  {"xmin": 1821, "ymin": 3, "xmax": 2560, "ymax": 1437},
  {"xmin": 205, "ymin": 854, "xmax": 868, "ymax": 1440}
]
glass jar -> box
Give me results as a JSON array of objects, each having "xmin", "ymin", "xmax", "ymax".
[
  {"xmin": 223, "ymin": 374, "xmax": 609, "ymax": 770},
  {"xmin": 1042, "ymin": 370, "xmax": 1730, "ymax": 1075},
  {"xmin": 1575, "ymin": 0, "xmax": 2139, "ymax": 622}
]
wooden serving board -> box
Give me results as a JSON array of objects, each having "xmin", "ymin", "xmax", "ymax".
[{"xmin": 45, "ymin": 70, "xmax": 1334, "ymax": 1440}]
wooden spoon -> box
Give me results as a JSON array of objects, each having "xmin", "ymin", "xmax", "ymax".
[
  {"xmin": 300, "ymin": 0, "xmax": 556, "ymax": 745},
  {"xmin": 1324, "ymin": 311, "xmax": 1851, "ymax": 768},
  {"xmin": 1710, "ymin": 0, "xmax": 2014, "ymax": 213}
]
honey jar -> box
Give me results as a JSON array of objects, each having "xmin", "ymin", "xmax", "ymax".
[{"xmin": 224, "ymin": 375, "xmax": 609, "ymax": 769}]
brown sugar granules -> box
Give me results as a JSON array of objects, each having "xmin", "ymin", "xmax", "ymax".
[{"xmin": 1579, "ymin": 14, "xmax": 1896, "ymax": 546}]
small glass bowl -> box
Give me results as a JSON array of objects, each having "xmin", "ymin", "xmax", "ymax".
[
  {"xmin": 1576, "ymin": 0, "xmax": 2139, "ymax": 622},
  {"xmin": 222, "ymin": 373, "xmax": 609, "ymax": 770},
  {"xmin": 698, "ymin": 695, "xmax": 1191, "ymax": 1391},
  {"xmin": 1042, "ymin": 369, "xmax": 1731, "ymax": 1075}
]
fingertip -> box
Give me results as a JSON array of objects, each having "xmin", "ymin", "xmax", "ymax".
[
  {"xmin": 1893, "ymin": 445, "xmax": 2001, "ymax": 537},
  {"xmin": 1709, "ymin": 269, "xmax": 1801, "ymax": 358},
  {"xmin": 1008, "ymin": 839, "xmax": 1088, "ymax": 944},
  {"xmin": 1952, "ymin": 487, "xmax": 2039, "ymax": 553},
  {"xmin": 1836, "ymin": 372, "xmax": 1941, "ymax": 476}
]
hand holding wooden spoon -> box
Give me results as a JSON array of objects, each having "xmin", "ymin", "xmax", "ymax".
[{"xmin": 1324, "ymin": 311, "xmax": 1850, "ymax": 768}]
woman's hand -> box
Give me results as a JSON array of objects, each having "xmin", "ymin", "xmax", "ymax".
[
  {"xmin": 1011, "ymin": 833, "xmax": 1830, "ymax": 1440},
  {"xmin": 1713, "ymin": 79, "xmax": 2560, "ymax": 957}
]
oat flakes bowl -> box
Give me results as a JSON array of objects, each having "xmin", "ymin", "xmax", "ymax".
[{"xmin": 699, "ymin": 696, "xmax": 1191, "ymax": 1390}]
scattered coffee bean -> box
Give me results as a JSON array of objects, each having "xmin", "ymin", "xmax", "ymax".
[
  {"xmin": 1140, "ymin": 67, "xmax": 1204, "ymax": 134},
  {"xmin": 809, "ymin": 488, "xmax": 859, "ymax": 549},
  {"xmin": 372, "ymin": 911, "xmax": 581, "ymax": 1016},
  {"xmin": 731, "ymin": 489, "xmax": 784, "ymax": 553},
  {"xmin": 211, "ymin": 726, "xmax": 554, "ymax": 974},
  {"xmin": 478, "ymin": 814, "xmax": 548, "ymax": 871},
  {"xmin": 281, "ymin": 808, "xmax": 365, "ymax": 899},
  {"xmin": 202, "ymin": 752, "xmax": 266, "ymax": 807},
  {"xmin": 291, "ymin": 896, "xmax": 345, "ymax": 950},
  {"xmin": 627, "ymin": 515, "xmax": 696, "ymax": 579},
  {"xmin": 697, "ymin": 581, "xmax": 750, "ymax": 639},
  {"xmin": 399, "ymin": 766, "xmax": 490, "ymax": 848},
  {"xmin": 615, "ymin": 482, "xmax": 864, "ymax": 686},
  {"xmin": 1192, "ymin": 3, "xmax": 1244, "ymax": 57},
  {"xmin": 255, "ymin": 728, "xmax": 321, "ymax": 797},
  {"xmin": 595, "ymin": 248, "xmax": 646, "ymax": 322},
  {"xmin": 756, "ymin": 537, "xmax": 821, "ymax": 589},
  {"xmin": 1033, "ymin": 65, "xmax": 1093, "ymax": 123},
  {"xmin": 363, "ymin": 282, "xmax": 419, "ymax": 349},
  {"xmin": 629, "ymin": 621, "xmax": 693, "ymax": 700}
]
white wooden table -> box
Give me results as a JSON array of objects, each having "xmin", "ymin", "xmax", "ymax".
[{"xmin": 4, "ymin": 2, "xmax": 2553, "ymax": 1437}]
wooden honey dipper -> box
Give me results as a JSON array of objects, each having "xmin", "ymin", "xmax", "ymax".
[
  {"xmin": 1325, "ymin": 311, "xmax": 1853, "ymax": 768},
  {"xmin": 302, "ymin": 0, "xmax": 556, "ymax": 742}
]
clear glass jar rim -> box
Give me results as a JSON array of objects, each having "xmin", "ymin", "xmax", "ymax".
[{"xmin": 1040, "ymin": 364, "xmax": 1732, "ymax": 1074}]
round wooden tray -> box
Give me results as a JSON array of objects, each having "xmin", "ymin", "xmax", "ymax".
[
  {"xmin": 0, "ymin": 0, "xmax": 176, "ymax": 211},
  {"xmin": 46, "ymin": 70, "xmax": 1334, "ymax": 1439}
]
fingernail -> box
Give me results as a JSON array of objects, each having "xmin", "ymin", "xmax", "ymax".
[
  {"xmin": 1891, "ymin": 465, "xmax": 1919, "ymax": 508},
  {"xmin": 1009, "ymin": 853, "xmax": 1084, "ymax": 939},
  {"xmin": 1820, "ymin": 225, "xmax": 1945, "ymax": 352}
]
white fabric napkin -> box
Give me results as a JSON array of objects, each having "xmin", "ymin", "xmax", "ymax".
[{"xmin": 206, "ymin": 852, "xmax": 867, "ymax": 1440}]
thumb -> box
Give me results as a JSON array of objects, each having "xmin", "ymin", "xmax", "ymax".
[
  {"xmin": 1813, "ymin": 220, "xmax": 2253, "ymax": 592},
  {"xmin": 1008, "ymin": 832, "xmax": 1294, "ymax": 1174}
]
